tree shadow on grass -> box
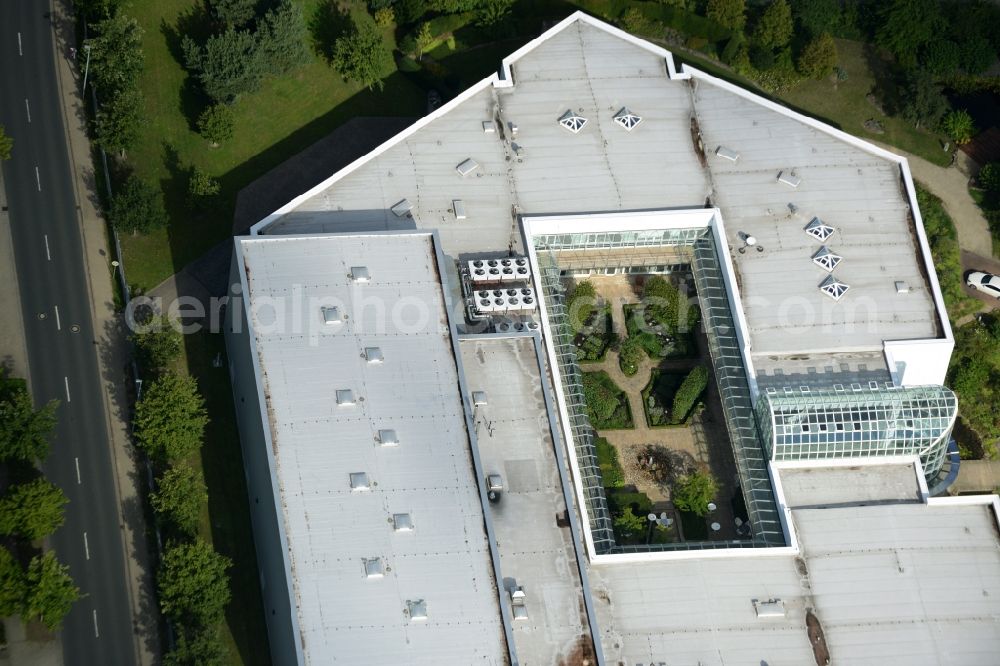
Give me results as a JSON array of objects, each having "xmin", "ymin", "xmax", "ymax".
[
  {"xmin": 307, "ymin": 0, "xmax": 351, "ymax": 64},
  {"xmin": 160, "ymin": 9, "xmax": 215, "ymax": 131}
]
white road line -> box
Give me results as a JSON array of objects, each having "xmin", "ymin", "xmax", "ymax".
[
  {"xmin": 54, "ymin": 305, "xmax": 61, "ymax": 330},
  {"xmin": 24, "ymin": 98, "xmax": 31, "ymax": 123},
  {"xmin": 64, "ymin": 377, "xmax": 71, "ymax": 403},
  {"xmin": 83, "ymin": 532, "xmax": 90, "ymax": 560},
  {"xmin": 17, "ymin": 32, "xmax": 22, "ymax": 57},
  {"xmin": 75, "ymin": 457, "xmax": 81, "ymax": 484},
  {"xmin": 34, "ymin": 166, "xmax": 41, "ymax": 191},
  {"xmin": 44, "ymin": 235, "xmax": 51, "ymax": 260},
  {"xmin": 92, "ymin": 610, "xmax": 99, "ymax": 638}
]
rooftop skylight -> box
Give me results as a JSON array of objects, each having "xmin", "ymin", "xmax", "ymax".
[
  {"xmin": 804, "ymin": 217, "xmax": 835, "ymax": 242},
  {"xmin": 613, "ymin": 107, "xmax": 641, "ymax": 131},
  {"xmin": 819, "ymin": 274, "xmax": 849, "ymax": 301},
  {"xmin": 812, "ymin": 246, "xmax": 842, "ymax": 272},
  {"xmin": 558, "ymin": 110, "xmax": 588, "ymax": 133}
]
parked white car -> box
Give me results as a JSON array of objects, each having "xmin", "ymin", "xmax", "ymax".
[{"xmin": 967, "ymin": 271, "xmax": 1000, "ymax": 298}]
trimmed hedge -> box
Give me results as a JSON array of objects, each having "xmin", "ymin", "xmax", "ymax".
[
  {"xmin": 595, "ymin": 437, "xmax": 625, "ymax": 488},
  {"xmin": 582, "ymin": 371, "xmax": 633, "ymax": 430},
  {"xmin": 671, "ymin": 365, "xmax": 709, "ymax": 424}
]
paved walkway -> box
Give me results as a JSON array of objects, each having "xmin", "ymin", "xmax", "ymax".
[
  {"xmin": 0, "ymin": 170, "xmax": 31, "ymax": 382},
  {"xmin": 50, "ymin": 0, "xmax": 158, "ymax": 662},
  {"xmin": 952, "ymin": 460, "xmax": 1000, "ymax": 494}
]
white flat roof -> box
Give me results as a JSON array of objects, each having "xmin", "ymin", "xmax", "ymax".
[
  {"xmin": 256, "ymin": 13, "xmax": 945, "ymax": 359},
  {"xmin": 238, "ymin": 232, "xmax": 508, "ymax": 664}
]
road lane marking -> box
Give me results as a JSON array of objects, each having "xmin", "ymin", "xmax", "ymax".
[
  {"xmin": 83, "ymin": 532, "xmax": 89, "ymax": 560},
  {"xmin": 64, "ymin": 377, "xmax": 71, "ymax": 403},
  {"xmin": 75, "ymin": 457, "xmax": 81, "ymax": 484},
  {"xmin": 35, "ymin": 166, "xmax": 41, "ymax": 191},
  {"xmin": 44, "ymin": 235, "xmax": 51, "ymax": 260},
  {"xmin": 18, "ymin": 32, "xmax": 22, "ymax": 56},
  {"xmin": 25, "ymin": 98, "xmax": 31, "ymax": 123},
  {"xmin": 92, "ymin": 610, "xmax": 99, "ymax": 638},
  {"xmin": 54, "ymin": 306, "xmax": 61, "ymax": 330}
]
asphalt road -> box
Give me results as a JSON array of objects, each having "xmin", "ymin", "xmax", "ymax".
[{"xmin": 0, "ymin": 3, "xmax": 138, "ymax": 664}]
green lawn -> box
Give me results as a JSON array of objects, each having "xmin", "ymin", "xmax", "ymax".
[{"xmin": 122, "ymin": 0, "xmax": 425, "ymax": 291}]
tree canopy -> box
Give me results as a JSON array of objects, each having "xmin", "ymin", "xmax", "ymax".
[
  {"xmin": 672, "ymin": 471, "xmax": 719, "ymax": 516},
  {"xmin": 332, "ymin": 20, "xmax": 392, "ymax": 91},
  {"xmin": 158, "ymin": 540, "xmax": 232, "ymax": 627},
  {"xmin": 196, "ymin": 105, "xmax": 235, "ymax": 146},
  {"xmin": 132, "ymin": 315, "xmax": 183, "ymax": 373},
  {"xmin": 0, "ymin": 478, "xmax": 69, "ymax": 541},
  {"xmin": 875, "ymin": 0, "xmax": 944, "ymax": 67},
  {"xmin": 151, "ymin": 465, "xmax": 208, "ymax": 536},
  {"xmin": 23, "ymin": 552, "xmax": 80, "ymax": 631},
  {"xmin": 900, "ymin": 72, "xmax": 948, "ymax": 129},
  {"xmin": 796, "ymin": 32, "xmax": 837, "ymax": 79},
  {"xmin": 133, "ymin": 372, "xmax": 208, "ymax": 463},
  {"xmin": 88, "ymin": 13, "xmax": 144, "ymax": 95},
  {"xmin": 109, "ymin": 174, "xmax": 168, "ymax": 234},
  {"xmin": 707, "ymin": 0, "xmax": 746, "ymax": 32},
  {"xmin": 0, "ymin": 382, "xmax": 57, "ymax": 463},
  {"xmin": 183, "ymin": 29, "xmax": 262, "ymax": 104},
  {"xmin": 754, "ymin": 0, "xmax": 793, "ymax": 50},
  {"xmin": 0, "ymin": 547, "xmax": 26, "ymax": 617},
  {"xmin": 209, "ymin": 0, "xmax": 257, "ymax": 29},
  {"xmin": 165, "ymin": 625, "xmax": 229, "ymax": 666},
  {"xmin": 95, "ymin": 85, "xmax": 143, "ymax": 157}
]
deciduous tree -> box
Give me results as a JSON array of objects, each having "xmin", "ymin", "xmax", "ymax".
[
  {"xmin": 134, "ymin": 373, "xmax": 208, "ymax": 463},
  {"xmin": 672, "ymin": 471, "xmax": 719, "ymax": 516},
  {"xmin": 88, "ymin": 13, "xmax": 144, "ymax": 95},
  {"xmin": 183, "ymin": 29, "xmax": 262, "ymax": 104},
  {"xmin": 707, "ymin": 0, "xmax": 746, "ymax": 33},
  {"xmin": 0, "ymin": 478, "xmax": 69, "ymax": 541},
  {"xmin": 95, "ymin": 86, "xmax": 143, "ymax": 157},
  {"xmin": 332, "ymin": 20, "xmax": 392, "ymax": 91},
  {"xmin": 151, "ymin": 465, "xmax": 207, "ymax": 536},
  {"xmin": 899, "ymin": 72, "xmax": 948, "ymax": 129},
  {"xmin": 23, "ymin": 552, "xmax": 80, "ymax": 631},
  {"xmin": 132, "ymin": 315, "xmax": 183, "ymax": 372},
  {"xmin": 0, "ymin": 383, "xmax": 57, "ymax": 463},
  {"xmin": 0, "ymin": 548, "xmax": 26, "ymax": 617},
  {"xmin": 158, "ymin": 540, "xmax": 232, "ymax": 627},
  {"xmin": 875, "ymin": 0, "xmax": 944, "ymax": 68},
  {"xmin": 109, "ymin": 174, "xmax": 168, "ymax": 234},
  {"xmin": 613, "ymin": 506, "xmax": 646, "ymax": 539},
  {"xmin": 164, "ymin": 625, "xmax": 228, "ymax": 666},
  {"xmin": 196, "ymin": 105, "xmax": 235, "ymax": 146}
]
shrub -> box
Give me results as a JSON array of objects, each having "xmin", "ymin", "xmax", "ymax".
[
  {"xmin": 613, "ymin": 506, "xmax": 646, "ymax": 540},
  {"xmin": 978, "ymin": 162, "xmax": 1000, "ymax": 195},
  {"xmin": 671, "ymin": 365, "xmax": 709, "ymax": 423},
  {"xmin": 595, "ymin": 437, "xmax": 625, "ymax": 489},
  {"xmin": 916, "ymin": 185, "xmax": 980, "ymax": 321},
  {"xmin": 566, "ymin": 281, "xmax": 598, "ymax": 334},
  {"xmin": 619, "ymin": 336, "xmax": 643, "ymax": 376},
  {"xmin": 797, "ymin": 32, "xmax": 836, "ymax": 79},
  {"xmin": 187, "ymin": 166, "xmax": 221, "ymax": 208},
  {"xmin": 373, "ymin": 7, "xmax": 394, "ymax": 27},
  {"xmin": 941, "ymin": 110, "xmax": 976, "ymax": 145},
  {"xmin": 582, "ymin": 372, "xmax": 632, "ymax": 429}
]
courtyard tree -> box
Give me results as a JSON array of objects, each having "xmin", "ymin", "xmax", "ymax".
[
  {"xmin": 0, "ymin": 382, "xmax": 57, "ymax": 463},
  {"xmin": 109, "ymin": 174, "xmax": 168, "ymax": 234},
  {"xmin": 566, "ymin": 281, "xmax": 597, "ymax": 334},
  {"xmin": 134, "ymin": 372, "xmax": 208, "ymax": 463},
  {"xmin": 151, "ymin": 465, "xmax": 208, "ymax": 537},
  {"xmin": 332, "ymin": 20, "xmax": 392, "ymax": 91},
  {"xmin": 672, "ymin": 471, "xmax": 719, "ymax": 517},
  {"xmin": 23, "ymin": 551, "xmax": 80, "ymax": 631},
  {"xmin": 613, "ymin": 506, "xmax": 646, "ymax": 539},
  {"xmin": 0, "ymin": 478, "xmax": 69, "ymax": 541},
  {"xmin": 158, "ymin": 540, "xmax": 232, "ymax": 627},
  {"xmin": 619, "ymin": 336, "xmax": 644, "ymax": 377}
]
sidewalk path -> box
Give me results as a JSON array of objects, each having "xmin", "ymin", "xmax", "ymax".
[
  {"xmin": 49, "ymin": 0, "xmax": 158, "ymax": 662},
  {"xmin": 0, "ymin": 170, "xmax": 31, "ymax": 381}
]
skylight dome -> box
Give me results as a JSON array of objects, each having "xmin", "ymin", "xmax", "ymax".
[
  {"xmin": 558, "ymin": 110, "xmax": 588, "ymax": 133},
  {"xmin": 613, "ymin": 107, "xmax": 642, "ymax": 131},
  {"xmin": 805, "ymin": 217, "xmax": 835, "ymax": 241},
  {"xmin": 819, "ymin": 274, "xmax": 849, "ymax": 301},
  {"xmin": 812, "ymin": 246, "xmax": 842, "ymax": 272}
]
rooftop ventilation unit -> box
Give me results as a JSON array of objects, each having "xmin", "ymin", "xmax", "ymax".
[
  {"xmin": 452, "ymin": 199, "xmax": 467, "ymax": 220},
  {"xmin": 558, "ymin": 110, "xmax": 587, "ymax": 133},
  {"xmin": 364, "ymin": 347, "xmax": 384, "ymax": 363},
  {"xmin": 812, "ymin": 246, "xmax": 842, "ymax": 272},
  {"xmin": 777, "ymin": 171, "xmax": 801, "ymax": 188},
  {"xmin": 321, "ymin": 306, "xmax": 342, "ymax": 325},
  {"xmin": 482, "ymin": 120, "xmax": 495, "ymax": 134},
  {"xmin": 510, "ymin": 586, "xmax": 528, "ymax": 620},
  {"xmin": 819, "ymin": 274, "xmax": 850, "ymax": 301},
  {"xmin": 716, "ymin": 146, "xmax": 740, "ymax": 162},
  {"xmin": 456, "ymin": 158, "xmax": 480, "ymax": 177},
  {"xmin": 895, "ymin": 280, "xmax": 910, "ymax": 294},
  {"xmin": 349, "ymin": 472, "xmax": 370, "ymax": 490},
  {"xmin": 804, "ymin": 217, "xmax": 835, "ymax": 242},
  {"xmin": 508, "ymin": 121, "xmax": 518, "ymax": 137},
  {"xmin": 363, "ymin": 557, "xmax": 384, "ymax": 578},
  {"xmin": 496, "ymin": 322, "xmax": 514, "ymax": 333},
  {"xmin": 377, "ymin": 429, "xmax": 398, "ymax": 446},
  {"xmin": 392, "ymin": 513, "xmax": 413, "ymax": 532},
  {"xmin": 754, "ymin": 599, "xmax": 786, "ymax": 618},
  {"xmin": 472, "ymin": 391, "xmax": 488, "ymax": 406},
  {"xmin": 391, "ymin": 199, "xmax": 413, "ymax": 217},
  {"xmin": 336, "ymin": 389, "xmax": 356, "ymax": 406},
  {"xmin": 350, "ymin": 266, "xmax": 371, "ymax": 282},
  {"xmin": 613, "ymin": 107, "xmax": 642, "ymax": 131},
  {"xmin": 406, "ymin": 599, "xmax": 427, "ymax": 622}
]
